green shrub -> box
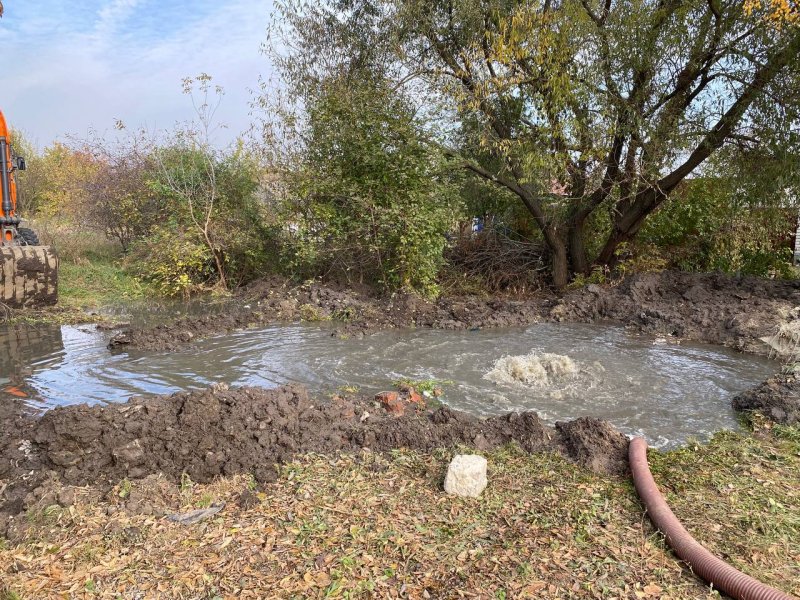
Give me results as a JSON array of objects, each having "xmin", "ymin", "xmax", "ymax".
[
  {"xmin": 137, "ymin": 141, "xmax": 279, "ymax": 294},
  {"xmin": 638, "ymin": 175, "xmax": 796, "ymax": 278},
  {"xmin": 281, "ymin": 76, "xmax": 461, "ymax": 297},
  {"xmin": 128, "ymin": 227, "xmax": 216, "ymax": 297}
]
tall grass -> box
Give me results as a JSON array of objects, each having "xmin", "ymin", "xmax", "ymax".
[{"xmin": 27, "ymin": 218, "xmax": 154, "ymax": 309}]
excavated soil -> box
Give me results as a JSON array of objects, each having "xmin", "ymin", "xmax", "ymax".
[
  {"xmin": 108, "ymin": 271, "xmax": 800, "ymax": 356},
  {"xmin": 550, "ymin": 271, "xmax": 800, "ymax": 355},
  {"xmin": 4, "ymin": 270, "xmax": 799, "ymax": 534},
  {"xmin": 0, "ymin": 384, "xmax": 629, "ymax": 531},
  {"xmin": 732, "ymin": 373, "xmax": 800, "ymax": 425}
]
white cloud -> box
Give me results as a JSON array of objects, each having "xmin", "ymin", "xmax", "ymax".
[
  {"xmin": 92, "ymin": 0, "xmax": 145, "ymax": 44},
  {"xmin": 2, "ymin": 0, "xmax": 274, "ymax": 147}
]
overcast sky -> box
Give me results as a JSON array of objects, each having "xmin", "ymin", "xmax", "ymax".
[{"xmin": 0, "ymin": 0, "xmax": 273, "ymax": 148}]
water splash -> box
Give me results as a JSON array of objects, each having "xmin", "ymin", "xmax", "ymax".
[{"xmin": 484, "ymin": 352, "xmax": 581, "ymax": 387}]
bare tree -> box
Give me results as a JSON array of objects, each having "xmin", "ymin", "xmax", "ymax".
[{"xmin": 151, "ymin": 74, "xmax": 229, "ymax": 289}]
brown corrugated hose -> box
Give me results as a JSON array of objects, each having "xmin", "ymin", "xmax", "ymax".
[{"xmin": 629, "ymin": 437, "xmax": 797, "ymax": 600}]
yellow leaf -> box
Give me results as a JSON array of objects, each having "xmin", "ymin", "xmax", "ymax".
[
  {"xmin": 523, "ymin": 581, "xmax": 546, "ymax": 593},
  {"xmin": 315, "ymin": 571, "xmax": 331, "ymax": 587},
  {"xmin": 644, "ymin": 583, "xmax": 663, "ymax": 596}
]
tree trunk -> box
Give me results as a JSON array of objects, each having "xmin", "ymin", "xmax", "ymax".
[
  {"xmin": 595, "ymin": 229, "xmax": 627, "ymax": 267},
  {"xmin": 552, "ymin": 243, "xmax": 570, "ymax": 290},
  {"xmin": 595, "ymin": 187, "xmax": 659, "ymax": 267},
  {"xmin": 568, "ymin": 218, "xmax": 590, "ymax": 276},
  {"xmin": 202, "ymin": 227, "xmax": 227, "ymax": 289}
]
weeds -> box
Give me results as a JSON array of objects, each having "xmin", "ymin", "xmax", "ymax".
[
  {"xmin": 299, "ymin": 303, "xmax": 329, "ymax": 322},
  {"xmin": 392, "ymin": 378, "xmax": 452, "ymax": 394},
  {"xmin": 0, "ymin": 587, "xmax": 23, "ymax": 600}
]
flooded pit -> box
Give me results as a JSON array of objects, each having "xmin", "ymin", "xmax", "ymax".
[{"xmin": 0, "ymin": 321, "xmax": 777, "ymax": 448}]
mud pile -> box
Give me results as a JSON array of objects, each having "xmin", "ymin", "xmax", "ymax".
[
  {"xmin": 732, "ymin": 373, "xmax": 800, "ymax": 425},
  {"xmin": 108, "ymin": 271, "xmax": 800, "ymax": 355},
  {"xmin": 0, "ymin": 384, "xmax": 629, "ymax": 526},
  {"xmin": 108, "ymin": 278, "xmax": 551, "ymax": 352},
  {"xmin": 550, "ymin": 271, "xmax": 800, "ymax": 354}
]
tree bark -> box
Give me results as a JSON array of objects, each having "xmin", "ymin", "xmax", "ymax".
[
  {"xmin": 595, "ymin": 229, "xmax": 627, "ymax": 267},
  {"xmin": 552, "ymin": 243, "xmax": 570, "ymax": 289},
  {"xmin": 595, "ymin": 187, "xmax": 659, "ymax": 266},
  {"xmin": 568, "ymin": 217, "xmax": 590, "ymax": 276}
]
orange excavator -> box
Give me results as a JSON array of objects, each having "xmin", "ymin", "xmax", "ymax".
[{"xmin": 0, "ymin": 109, "xmax": 58, "ymax": 308}]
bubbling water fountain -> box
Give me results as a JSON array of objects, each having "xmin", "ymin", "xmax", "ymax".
[{"xmin": 484, "ymin": 352, "xmax": 580, "ymax": 387}]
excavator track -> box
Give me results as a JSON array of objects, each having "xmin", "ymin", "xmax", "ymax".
[{"xmin": 1, "ymin": 245, "xmax": 58, "ymax": 308}]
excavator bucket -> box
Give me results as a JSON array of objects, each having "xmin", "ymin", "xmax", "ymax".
[
  {"xmin": 0, "ymin": 246, "xmax": 58, "ymax": 308},
  {"xmin": 0, "ymin": 109, "xmax": 59, "ymax": 309}
]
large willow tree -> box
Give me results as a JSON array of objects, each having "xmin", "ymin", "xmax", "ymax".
[{"xmin": 272, "ymin": 0, "xmax": 800, "ymax": 288}]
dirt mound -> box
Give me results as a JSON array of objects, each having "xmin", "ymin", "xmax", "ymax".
[
  {"xmin": 556, "ymin": 417, "xmax": 630, "ymax": 476},
  {"xmin": 550, "ymin": 271, "xmax": 800, "ymax": 353},
  {"xmin": 0, "ymin": 384, "xmax": 630, "ymax": 525},
  {"xmin": 106, "ymin": 276, "xmax": 559, "ymax": 351},
  {"xmin": 108, "ymin": 271, "xmax": 799, "ymax": 355},
  {"xmin": 0, "ymin": 399, "xmax": 41, "ymax": 517},
  {"xmin": 732, "ymin": 374, "xmax": 800, "ymax": 425}
]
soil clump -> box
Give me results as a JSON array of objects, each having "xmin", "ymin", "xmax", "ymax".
[
  {"xmin": 732, "ymin": 373, "xmax": 800, "ymax": 425},
  {"xmin": 0, "ymin": 384, "xmax": 628, "ymax": 532},
  {"xmin": 551, "ymin": 271, "xmax": 800, "ymax": 355}
]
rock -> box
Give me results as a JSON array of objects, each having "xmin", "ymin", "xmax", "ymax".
[
  {"xmin": 444, "ymin": 454, "xmax": 488, "ymax": 498},
  {"xmin": 376, "ymin": 392, "xmax": 405, "ymax": 416},
  {"xmin": 49, "ymin": 450, "xmax": 81, "ymax": 467},
  {"xmin": 112, "ymin": 439, "xmax": 145, "ymax": 466},
  {"xmin": 56, "ymin": 487, "xmax": 76, "ymax": 507},
  {"xmin": 407, "ymin": 390, "xmax": 424, "ymax": 405}
]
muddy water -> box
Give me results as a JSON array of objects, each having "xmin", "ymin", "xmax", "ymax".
[{"xmin": 0, "ymin": 322, "xmax": 777, "ymax": 448}]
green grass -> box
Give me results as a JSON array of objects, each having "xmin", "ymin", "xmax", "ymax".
[
  {"xmin": 649, "ymin": 427, "xmax": 800, "ymax": 589},
  {"xmin": 0, "ymin": 587, "xmax": 23, "ymax": 600},
  {"xmin": 58, "ymin": 256, "xmax": 154, "ymax": 310}
]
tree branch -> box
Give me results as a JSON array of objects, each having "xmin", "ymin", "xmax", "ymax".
[{"xmin": 658, "ymin": 31, "xmax": 800, "ymax": 193}]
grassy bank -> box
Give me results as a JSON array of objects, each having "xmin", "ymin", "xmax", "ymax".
[
  {"xmin": 1, "ymin": 427, "xmax": 797, "ymax": 599},
  {"xmin": 3, "ymin": 257, "xmax": 151, "ymax": 327},
  {"xmin": 47, "ymin": 229, "xmax": 154, "ymax": 312},
  {"xmin": 2, "ymin": 228, "xmax": 159, "ymax": 326},
  {"xmin": 57, "ymin": 257, "xmax": 151, "ymax": 311}
]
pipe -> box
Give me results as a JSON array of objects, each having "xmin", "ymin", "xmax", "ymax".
[{"xmin": 629, "ymin": 437, "xmax": 797, "ymax": 600}]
